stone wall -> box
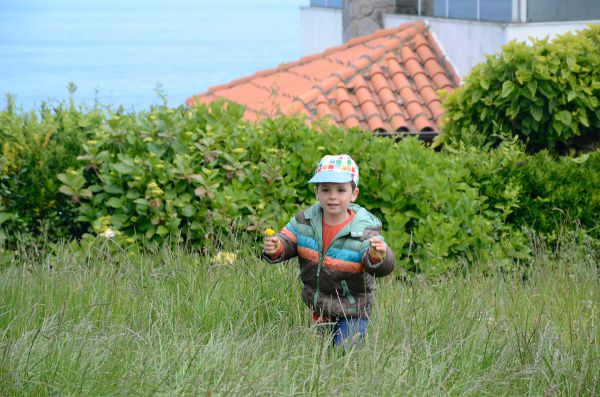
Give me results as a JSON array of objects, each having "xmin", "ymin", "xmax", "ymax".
[
  {"xmin": 343, "ymin": 0, "xmax": 433, "ymax": 41},
  {"xmin": 342, "ymin": 0, "xmax": 396, "ymax": 41}
]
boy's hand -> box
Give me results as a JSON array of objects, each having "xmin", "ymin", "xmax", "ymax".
[
  {"xmin": 368, "ymin": 237, "xmax": 386, "ymax": 262},
  {"xmin": 264, "ymin": 236, "xmax": 281, "ymax": 256}
]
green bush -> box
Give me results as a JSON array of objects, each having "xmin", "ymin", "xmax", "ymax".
[
  {"xmin": 438, "ymin": 25, "xmax": 600, "ymax": 153},
  {"xmin": 455, "ymin": 141, "xmax": 600, "ymax": 241},
  {"xmin": 513, "ymin": 151, "xmax": 600, "ymax": 239},
  {"xmin": 4, "ymin": 96, "xmax": 599, "ymax": 274},
  {"xmin": 0, "ymin": 94, "xmax": 105, "ymax": 245},
  {"xmin": 53, "ymin": 101, "xmax": 529, "ymax": 274}
]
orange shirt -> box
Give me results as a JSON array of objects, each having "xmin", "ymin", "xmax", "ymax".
[
  {"xmin": 269, "ymin": 210, "xmax": 354, "ymax": 259},
  {"xmin": 322, "ymin": 210, "xmax": 355, "ymax": 252}
]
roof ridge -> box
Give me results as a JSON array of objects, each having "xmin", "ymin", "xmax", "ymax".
[
  {"xmin": 197, "ymin": 21, "xmax": 426, "ymax": 96},
  {"xmin": 422, "ymin": 29, "xmax": 461, "ymax": 85},
  {"xmin": 284, "ymin": 24, "xmax": 426, "ymax": 115}
]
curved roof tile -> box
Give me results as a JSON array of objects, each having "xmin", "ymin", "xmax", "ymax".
[{"xmin": 186, "ymin": 21, "xmax": 460, "ymax": 134}]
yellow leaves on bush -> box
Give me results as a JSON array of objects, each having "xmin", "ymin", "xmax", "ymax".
[
  {"xmin": 1, "ymin": 143, "xmax": 18, "ymax": 173},
  {"xmin": 213, "ymin": 251, "xmax": 237, "ymax": 266}
]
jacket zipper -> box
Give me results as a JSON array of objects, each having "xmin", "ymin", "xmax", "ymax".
[
  {"xmin": 313, "ymin": 226, "xmax": 350, "ymax": 311},
  {"xmin": 341, "ymin": 280, "xmax": 356, "ymax": 304},
  {"xmin": 313, "ymin": 256, "xmax": 322, "ymax": 310}
]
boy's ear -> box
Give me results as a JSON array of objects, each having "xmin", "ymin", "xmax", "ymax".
[{"xmin": 351, "ymin": 187, "xmax": 359, "ymax": 202}]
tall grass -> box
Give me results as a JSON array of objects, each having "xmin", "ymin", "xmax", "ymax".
[{"xmin": 0, "ymin": 234, "xmax": 598, "ymax": 396}]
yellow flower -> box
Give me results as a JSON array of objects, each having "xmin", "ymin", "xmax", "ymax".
[
  {"xmin": 213, "ymin": 251, "xmax": 237, "ymax": 266},
  {"xmin": 265, "ymin": 228, "xmax": 276, "ymax": 237},
  {"xmin": 233, "ymin": 147, "xmax": 246, "ymax": 154},
  {"xmin": 101, "ymin": 228, "xmax": 115, "ymax": 239}
]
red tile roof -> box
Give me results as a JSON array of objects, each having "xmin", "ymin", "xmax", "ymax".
[{"xmin": 186, "ymin": 21, "xmax": 460, "ymax": 134}]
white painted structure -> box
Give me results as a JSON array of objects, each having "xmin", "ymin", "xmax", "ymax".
[
  {"xmin": 385, "ymin": 15, "xmax": 598, "ymax": 77},
  {"xmin": 301, "ymin": 6, "xmax": 600, "ymax": 77},
  {"xmin": 301, "ymin": 6, "xmax": 343, "ymax": 55}
]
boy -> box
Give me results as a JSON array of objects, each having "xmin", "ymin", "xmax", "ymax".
[{"xmin": 263, "ymin": 154, "xmax": 395, "ymax": 349}]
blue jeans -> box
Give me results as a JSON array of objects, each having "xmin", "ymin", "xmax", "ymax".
[{"xmin": 332, "ymin": 317, "xmax": 368, "ymax": 349}]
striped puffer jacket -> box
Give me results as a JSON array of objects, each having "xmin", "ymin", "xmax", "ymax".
[{"xmin": 263, "ymin": 203, "xmax": 395, "ymax": 318}]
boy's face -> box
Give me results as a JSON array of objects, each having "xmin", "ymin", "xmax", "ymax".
[{"xmin": 315, "ymin": 182, "xmax": 359, "ymax": 220}]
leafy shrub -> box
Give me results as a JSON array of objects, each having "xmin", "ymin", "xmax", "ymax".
[
  {"xmin": 56, "ymin": 102, "xmax": 311, "ymax": 245},
  {"xmin": 514, "ymin": 151, "xmax": 600, "ymax": 239},
  {"xmin": 4, "ymin": 95, "xmax": 599, "ymax": 275},
  {"xmin": 54, "ymin": 101, "xmax": 528, "ymax": 274},
  {"xmin": 359, "ymin": 137, "xmax": 529, "ymax": 273},
  {"xmin": 456, "ymin": 141, "xmax": 600, "ymax": 241},
  {"xmin": 438, "ymin": 25, "xmax": 600, "ymax": 153},
  {"xmin": 0, "ymin": 94, "xmax": 105, "ymax": 246}
]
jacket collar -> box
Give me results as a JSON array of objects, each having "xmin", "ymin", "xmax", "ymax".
[{"xmin": 304, "ymin": 203, "xmax": 381, "ymax": 238}]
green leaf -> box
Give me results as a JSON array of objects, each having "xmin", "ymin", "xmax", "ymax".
[
  {"xmin": 59, "ymin": 185, "xmax": 76, "ymax": 196},
  {"xmin": 539, "ymin": 81, "xmax": 555, "ymax": 99},
  {"xmin": 57, "ymin": 171, "xmax": 85, "ymax": 191},
  {"xmin": 578, "ymin": 111, "xmax": 590, "ymax": 127},
  {"xmin": 112, "ymin": 162, "xmax": 137, "ymax": 175},
  {"xmin": 134, "ymin": 198, "xmax": 150, "ymax": 206},
  {"xmin": 566, "ymin": 55, "xmax": 579, "ymax": 72},
  {"xmin": 530, "ymin": 105, "xmax": 543, "ymax": 122},
  {"xmin": 0, "ymin": 212, "xmax": 16, "ymax": 225},
  {"xmin": 526, "ymin": 80, "xmax": 537, "ymax": 98},
  {"xmin": 126, "ymin": 190, "xmax": 141, "ymax": 199},
  {"xmin": 104, "ymin": 184, "xmax": 124, "ymax": 195},
  {"xmin": 552, "ymin": 119, "xmax": 564, "ymax": 136},
  {"xmin": 106, "ymin": 197, "xmax": 122, "ymax": 208},
  {"xmin": 500, "ymin": 81, "xmax": 515, "ymax": 98},
  {"xmin": 110, "ymin": 214, "xmax": 129, "ymax": 228},
  {"xmin": 404, "ymin": 210, "xmax": 420, "ymax": 219},
  {"xmin": 145, "ymin": 227, "xmax": 155, "ymax": 239},
  {"xmin": 557, "ymin": 110, "xmax": 572, "ymax": 126},
  {"xmin": 156, "ymin": 225, "xmax": 169, "ymax": 236},
  {"xmin": 89, "ymin": 184, "xmax": 103, "ymax": 193},
  {"xmin": 571, "ymin": 153, "xmax": 589, "ymax": 164},
  {"xmin": 182, "ymin": 204, "xmax": 195, "ymax": 217},
  {"xmin": 516, "ymin": 69, "xmax": 532, "ymax": 85}
]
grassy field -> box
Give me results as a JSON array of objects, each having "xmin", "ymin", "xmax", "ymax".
[{"xmin": 1, "ymin": 235, "xmax": 598, "ymax": 396}]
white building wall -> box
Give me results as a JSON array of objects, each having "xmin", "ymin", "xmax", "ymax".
[
  {"xmin": 301, "ymin": 8, "xmax": 598, "ymax": 77},
  {"xmin": 386, "ymin": 15, "xmax": 507, "ymax": 77},
  {"xmin": 385, "ymin": 14, "xmax": 598, "ymax": 77},
  {"xmin": 504, "ymin": 21, "xmax": 595, "ymax": 42},
  {"xmin": 301, "ymin": 7, "xmax": 343, "ymax": 55}
]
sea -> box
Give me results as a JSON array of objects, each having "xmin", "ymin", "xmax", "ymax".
[{"xmin": 0, "ymin": 0, "xmax": 309, "ymax": 112}]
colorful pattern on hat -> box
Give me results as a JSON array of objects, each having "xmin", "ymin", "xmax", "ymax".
[{"xmin": 309, "ymin": 154, "xmax": 359, "ymax": 186}]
